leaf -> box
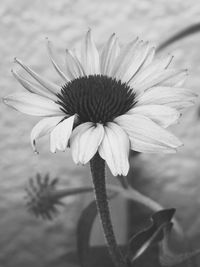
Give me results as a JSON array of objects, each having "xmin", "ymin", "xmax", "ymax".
[
  {"xmin": 159, "ymin": 223, "xmax": 200, "ymax": 266},
  {"xmin": 157, "ymin": 23, "xmax": 200, "ymax": 52},
  {"xmin": 128, "ymin": 209, "xmax": 175, "ymax": 263}
]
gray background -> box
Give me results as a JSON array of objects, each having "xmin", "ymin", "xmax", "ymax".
[{"xmin": 1, "ymin": 0, "xmax": 200, "ymax": 266}]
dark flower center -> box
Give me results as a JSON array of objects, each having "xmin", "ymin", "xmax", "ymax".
[{"xmin": 56, "ymin": 75, "xmax": 136, "ymax": 124}]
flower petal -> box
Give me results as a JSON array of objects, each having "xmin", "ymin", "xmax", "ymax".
[
  {"xmin": 160, "ymin": 70, "xmax": 188, "ymax": 87},
  {"xmin": 81, "ymin": 29, "xmax": 100, "ymax": 75},
  {"xmin": 139, "ymin": 46, "xmax": 156, "ymax": 70},
  {"xmin": 110, "ymin": 37, "xmax": 139, "ymax": 78},
  {"xmin": 70, "ymin": 123, "xmax": 104, "ymax": 164},
  {"xmin": 127, "ymin": 138, "xmax": 177, "ymax": 153},
  {"xmin": 14, "ymin": 58, "xmax": 61, "ymax": 94},
  {"xmin": 46, "ymin": 38, "xmax": 69, "ymax": 82},
  {"xmin": 12, "ymin": 69, "xmax": 57, "ymax": 101},
  {"xmin": 3, "ymin": 92, "xmax": 63, "ymax": 116},
  {"xmin": 129, "ymin": 55, "xmax": 173, "ymax": 94},
  {"xmin": 70, "ymin": 122, "xmax": 93, "ymax": 163},
  {"xmin": 133, "ymin": 68, "xmax": 185, "ymax": 94},
  {"xmin": 136, "ymin": 86, "xmax": 197, "ymax": 110},
  {"xmin": 65, "ymin": 49, "xmax": 85, "ymax": 79},
  {"xmin": 119, "ymin": 42, "xmax": 153, "ymax": 83},
  {"xmin": 31, "ymin": 116, "xmax": 64, "ymax": 152},
  {"xmin": 128, "ymin": 105, "xmax": 180, "ymax": 128},
  {"xmin": 131, "ymin": 54, "xmax": 173, "ymax": 84},
  {"xmin": 50, "ymin": 115, "xmax": 75, "ymax": 153},
  {"xmin": 111, "ymin": 37, "xmax": 139, "ymax": 79},
  {"xmin": 99, "ymin": 122, "xmax": 130, "ymax": 176},
  {"xmin": 100, "ymin": 33, "xmax": 120, "ymax": 76},
  {"xmin": 115, "ymin": 114, "xmax": 182, "ymax": 153}
]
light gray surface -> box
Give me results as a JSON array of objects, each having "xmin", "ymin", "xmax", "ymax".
[{"xmin": 1, "ymin": 0, "xmax": 200, "ymax": 266}]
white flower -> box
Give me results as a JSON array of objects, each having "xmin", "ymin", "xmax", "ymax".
[{"xmin": 3, "ymin": 30, "xmax": 197, "ymax": 176}]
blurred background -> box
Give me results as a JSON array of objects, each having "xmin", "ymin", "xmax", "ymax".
[{"xmin": 1, "ymin": 0, "xmax": 200, "ymax": 266}]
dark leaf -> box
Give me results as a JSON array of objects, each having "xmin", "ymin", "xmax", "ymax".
[{"xmin": 128, "ymin": 209, "xmax": 175, "ymax": 262}]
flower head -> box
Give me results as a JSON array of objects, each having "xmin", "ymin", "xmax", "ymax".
[
  {"xmin": 4, "ymin": 30, "xmax": 197, "ymax": 176},
  {"xmin": 25, "ymin": 173, "xmax": 62, "ymax": 219}
]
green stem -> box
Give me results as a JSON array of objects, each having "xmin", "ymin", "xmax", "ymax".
[{"xmin": 90, "ymin": 153, "xmax": 128, "ymax": 267}]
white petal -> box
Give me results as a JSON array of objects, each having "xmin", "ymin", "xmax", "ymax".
[
  {"xmin": 136, "ymin": 86, "xmax": 197, "ymax": 110},
  {"xmin": 127, "ymin": 138, "xmax": 177, "ymax": 153},
  {"xmin": 115, "ymin": 114, "xmax": 182, "ymax": 153},
  {"xmin": 128, "ymin": 105, "xmax": 180, "ymax": 128},
  {"xmin": 3, "ymin": 92, "xmax": 63, "ymax": 116},
  {"xmin": 12, "ymin": 69, "xmax": 58, "ymax": 101},
  {"xmin": 110, "ymin": 38, "xmax": 139, "ymax": 79},
  {"xmin": 160, "ymin": 70, "xmax": 188, "ymax": 87},
  {"xmin": 131, "ymin": 54, "xmax": 173, "ymax": 85},
  {"xmin": 50, "ymin": 115, "xmax": 75, "ymax": 153},
  {"xmin": 99, "ymin": 122, "xmax": 130, "ymax": 176},
  {"xmin": 139, "ymin": 46, "xmax": 156, "ymax": 69},
  {"xmin": 100, "ymin": 33, "xmax": 120, "ymax": 75},
  {"xmin": 70, "ymin": 122, "xmax": 93, "ymax": 163},
  {"xmin": 129, "ymin": 54, "xmax": 173, "ymax": 94},
  {"xmin": 70, "ymin": 123, "xmax": 104, "ymax": 164},
  {"xmin": 31, "ymin": 116, "xmax": 64, "ymax": 152},
  {"xmin": 14, "ymin": 58, "xmax": 61, "ymax": 94},
  {"xmin": 65, "ymin": 49, "xmax": 85, "ymax": 79},
  {"xmin": 46, "ymin": 38, "xmax": 69, "ymax": 82},
  {"xmin": 81, "ymin": 29, "xmax": 100, "ymax": 75},
  {"xmin": 119, "ymin": 42, "xmax": 152, "ymax": 83},
  {"xmin": 132, "ymin": 69, "xmax": 185, "ymax": 93}
]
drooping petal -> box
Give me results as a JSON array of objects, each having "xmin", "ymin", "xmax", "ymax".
[
  {"xmin": 12, "ymin": 69, "xmax": 57, "ymax": 101},
  {"xmin": 14, "ymin": 58, "xmax": 61, "ymax": 94},
  {"xmin": 70, "ymin": 123, "xmax": 104, "ymax": 164},
  {"xmin": 136, "ymin": 86, "xmax": 197, "ymax": 110},
  {"xmin": 65, "ymin": 49, "xmax": 85, "ymax": 79},
  {"xmin": 81, "ymin": 29, "xmax": 100, "ymax": 75},
  {"xmin": 31, "ymin": 116, "xmax": 65, "ymax": 152},
  {"xmin": 99, "ymin": 122, "xmax": 130, "ymax": 176},
  {"xmin": 115, "ymin": 114, "xmax": 182, "ymax": 153},
  {"xmin": 50, "ymin": 115, "xmax": 75, "ymax": 153},
  {"xmin": 3, "ymin": 92, "xmax": 63, "ymax": 116},
  {"xmin": 127, "ymin": 139, "xmax": 176, "ymax": 153},
  {"xmin": 127, "ymin": 105, "xmax": 180, "ymax": 128},
  {"xmin": 70, "ymin": 122, "xmax": 93, "ymax": 163},
  {"xmin": 46, "ymin": 38, "xmax": 69, "ymax": 82},
  {"xmin": 100, "ymin": 33, "xmax": 120, "ymax": 76}
]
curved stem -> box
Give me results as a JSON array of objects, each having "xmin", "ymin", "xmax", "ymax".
[
  {"xmin": 157, "ymin": 23, "xmax": 200, "ymax": 52},
  {"xmin": 90, "ymin": 153, "xmax": 128, "ymax": 267}
]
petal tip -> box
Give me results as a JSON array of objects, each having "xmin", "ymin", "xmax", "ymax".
[{"xmin": 14, "ymin": 57, "xmax": 19, "ymax": 63}]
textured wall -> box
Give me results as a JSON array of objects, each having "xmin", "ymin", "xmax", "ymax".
[{"xmin": 1, "ymin": 0, "xmax": 200, "ymax": 266}]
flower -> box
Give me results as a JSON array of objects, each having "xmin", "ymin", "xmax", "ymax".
[
  {"xmin": 4, "ymin": 30, "xmax": 197, "ymax": 176},
  {"xmin": 25, "ymin": 173, "xmax": 62, "ymax": 220}
]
